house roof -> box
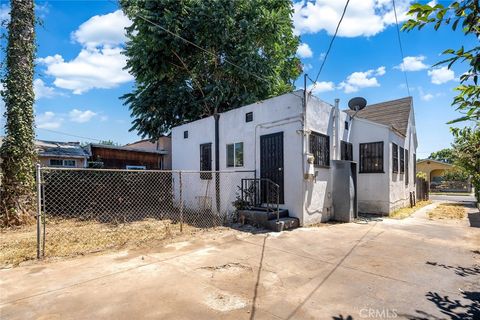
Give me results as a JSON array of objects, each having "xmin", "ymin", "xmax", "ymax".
[
  {"xmin": 36, "ymin": 140, "xmax": 89, "ymax": 158},
  {"xmin": 89, "ymin": 143, "xmax": 168, "ymax": 155},
  {"xmin": 0, "ymin": 137, "xmax": 89, "ymax": 159},
  {"xmin": 346, "ymin": 97, "xmax": 412, "ymax": 136},
  {"xmin": 417, "ymin": 159, "xmax": 453, "ymax": 167}
]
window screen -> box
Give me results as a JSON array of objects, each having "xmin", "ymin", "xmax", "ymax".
[
  {"xmin": 184, "ymin": 131, "xmax": 188, "ymax": 139},
  {"xmin": 226, "ymin": 142, "xmax": 244, "ymax": 167},
  {"xmin": 49, "ymin": 159, "xmax": 63, "ymax": 166},
  {"xmin": 309, "ymin": 132, "xmax": 330, "ymax": 167},
  {"xmin": 392, "ymin": 143, "xmax": 399, "ymax": 173},
  {"xmin": 405, "ymin": 149, "xmax": 409, "ymax": 185},
  {"xmin": 341, "ymin": 141, "xmax": 353, "ymax": 161},
  {"xmin": 359, "ymin": 142, "xmax": 384, "ymax": 173},
  {"xmin": 245, "ymin": 112, "xmax": 253, "ymax": 122},
  {"xmin": 63, "ymin": 160, "xmax": 76, "ymax": 167},
  {"xmin": 200, "ymin": 143, "xmax": 212, "ymax": 179},
  {"xmin": 400, "ymin": 147, "xmax": 405, "ymax": 174}
]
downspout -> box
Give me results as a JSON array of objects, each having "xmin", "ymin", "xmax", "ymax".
[
  {"xmin": 214, "ymin": 109, "xmax": 220, "ymax": 213},
  {"xmin": 334, "ymin": 98, "xmax": 340, "ymax": 160}
]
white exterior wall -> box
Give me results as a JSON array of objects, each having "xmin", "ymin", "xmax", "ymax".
[
  {"xmin": 303, "ymin": 96, "xmax": 337, "ymax": 224},
  {"xmin": 388, "ymin": 112, "xmax": 417, "ymax": 212},
  {"xmin": 349, "ymin": 118, "xmax": 391, "ymax": 214},
  {"xmin": 171, "ymin": 92, "xmax": 305, "ymax": 221}
]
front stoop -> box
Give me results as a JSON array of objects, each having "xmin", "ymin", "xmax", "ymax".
[{"xmin": 238, "ymin": 208, "xmax": 299, "ymax": 232}]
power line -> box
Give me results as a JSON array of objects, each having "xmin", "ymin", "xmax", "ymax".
[
  {"xmin": 36, "ymin": 128, "xmax": 104, "ymax": 142},
  {"xmin": 392, "ymin": 0, "xmax": 411, "ymax": 96},
  {"xmin": 309, "ymin": 0, "xmax": 350, "ymax": 95},
  {"xmin": 107, "ymin": 0, "xmax": 305, "ymax": 100}
]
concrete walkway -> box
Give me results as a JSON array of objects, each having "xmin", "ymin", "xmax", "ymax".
[{"xmin": 1, "ymin": 204, "xmax": 479, "ymax": 319}]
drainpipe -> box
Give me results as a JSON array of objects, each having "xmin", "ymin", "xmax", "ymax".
[
  {"xmin": 214, "ymin": 108, "xmax": 220, "ymax": 213},
  {"xmin": 334, "ymin": 98, "xmax": 340, "ymax": 160}
]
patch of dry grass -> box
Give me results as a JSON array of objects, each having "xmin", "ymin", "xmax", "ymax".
[
  {"xmin": 0, "ymin": 218, "xmax": 200, "ymax": 267},
  {"xmin": 428, "ymin": 203, "xmax": 466, "ymax": 220},
  {"xmin": 390, "ymin": 200, "xmax": 432, "ymax": 219}
]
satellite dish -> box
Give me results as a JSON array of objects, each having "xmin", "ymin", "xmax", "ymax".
[{"xmin": 348, "ymin": 97, "xmax": 367, "ymax": 111}]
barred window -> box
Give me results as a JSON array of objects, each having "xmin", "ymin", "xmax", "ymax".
[
  {"xmin": 200, "ymin": 143, "xmax": 212, "ymax": 179},
  {"xmin": 359, "ymin": 142, "xmax": 384, "ymax": 173},
  {"xmin": 405, "ymin": 149, "xmax": 409, "ymax": 185},
  {"xmin": 392, "ymin": 143, "xmax": 399, "ymax": 173},
  {"xmin": 309, "ymin": 132, "xmax": 330, "ymax": 167},
  {"xmin": 400, "ymin": 147, "xmax": 405, "ymax": 174},
  {"xmin": 341, "ymin": 140, "xmax": 353, "ymax": 161}
]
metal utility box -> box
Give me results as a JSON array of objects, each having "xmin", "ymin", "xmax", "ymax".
[{"xmin": 332, "ymin": 160, "xmax": 358, "ymax": 222}]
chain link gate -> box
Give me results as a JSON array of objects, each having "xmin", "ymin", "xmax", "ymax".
[{"xmin": 36, "ymin": 166, "xmax": 254, "ymax": 258}]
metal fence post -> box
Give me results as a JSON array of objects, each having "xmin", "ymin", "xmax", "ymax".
[
  {"xmin": 36, "ymin": 164, "xmax": 42, "ymax": 259},
  {"xmin": 179, "ymin": 171, "xmax": 183, "ymax": 232}
]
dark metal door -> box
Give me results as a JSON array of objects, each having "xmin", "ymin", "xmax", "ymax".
[{"xmin": 260, "ymin": 132, "xmax": 284, "ymax": 204}]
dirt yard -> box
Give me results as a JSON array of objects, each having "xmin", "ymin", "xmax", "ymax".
[
  {"xmin": 1, "ymin": 201, "xmax": 479, "ymax": 319},
  {"xmin": 0, "ymin": 218, "xmax": 202, "ymax": 267}
]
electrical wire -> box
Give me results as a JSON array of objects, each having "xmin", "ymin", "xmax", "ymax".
[
  {"xmin": 36, "ymin": 128, "xmax": 105, "ymax": 142},
  {"xmin": 392, "ymin": 0, "xmax": 411, "ymax": 96},
  {"xmin": 107, "ymin": 0, "xmax": 304, "ymax": 101},
  {"xmin": 308, "ymin": 0, "xmax": 350, "ymax": 95}
]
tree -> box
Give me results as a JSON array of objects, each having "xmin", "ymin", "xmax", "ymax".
[
  {"xmin": 0, "ymin": 0, "xmax": 37, "ymax": 226},
  {"xmin": 428, "ymin": 148, "xmax": 455, "ymax": 163},
  {"xmin": 403, "ymin": 1, "xmax": 479, "ymax": 124},
  {"xmin": 451, "ymin": 126, "xmax": 480, "ymax": 202},
  {"xmin": 120, "ymin": 0, "xmax": 301, "ymax": 138}
]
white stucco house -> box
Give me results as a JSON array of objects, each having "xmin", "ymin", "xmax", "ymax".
[{"xmin": 171, "ymin": 90, "xmax": 417, "ymax": 227}]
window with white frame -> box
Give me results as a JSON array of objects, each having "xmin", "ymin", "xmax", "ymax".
[
  {"xmin": 226, "ymin": 142, "xmax": 244, "ymax": 167},
  {"xmin": 49, "ymin": 159, "xmax": 76, "ymax": 167}
]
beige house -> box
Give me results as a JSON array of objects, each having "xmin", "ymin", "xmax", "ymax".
[
  {"xmin": 0, "ymin": 137, "xmax": 89, "ymax": 169},
  {"xmin": 416, "ymin": 159, "xmax": 453, "ymax": 183},
  {"xmin": 124, "ymin": 136, "xmax": 172, "ymax": 169}
]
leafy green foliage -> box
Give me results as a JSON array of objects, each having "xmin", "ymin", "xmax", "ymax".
[
  {"xmin": 428, "ymin": 148, "xmax": 455, "ymax": 163},
  {"xmin": 402, "ymin": 1, "xmax": 480, "ymax": 124},
  {"xmin": 120, "ymin": 0, "xmax": 301, "ymax": 138},
  {"xmin": 451, "ymin": 126, "xmax": 480, "ymax": 202},
  {"xmin": 441, "ymin": 168, "xmax": 470, "ymax": 181},
  {"xmin": 0, "ymin": 0, "xmax": 37, "ymax": 226}
]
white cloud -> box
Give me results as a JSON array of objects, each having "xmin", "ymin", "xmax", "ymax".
[
  {"xmin": 297, "ymin": 43, "xmax": 313, "ymax": 58},
  {"xmin": 37, "ymin": 111, "xmax": 63, "ymax": 129},
  {"xmin": 69, "ymin": 109, "xmax": 97, "ymax": 123},
  {"xmin": 38, "ymin": 47, "xmax": 133, "ymax": 94},
  {"xmin": 395, "ymin": 55, "xmax": 429, "ymax": 71},
  {"xmin": 37, "ymin": 10, "xmax": 133, "ymax": 94},
  {"xmin": 293, "ymin": 0, "xmax": 412, "ymax": 37},
  {"xmin": 34, "ymin": 79, "xmax": 59, "ymax": 100},
  {"xmin": 338, "ymin": 67, "xmax": 385, "ymax": 93},
  {"xmin": 72, "ymin": 10, "xmax": 131, "ymax": 48},
  {"xmin": 428, "ymin": 66, "xmax": 455, "ymax": 84},
  {"xmin": 308, "ymin": 81, "xmax": 335, "ymax": 94},
  {"xmin": 375, "ymin": 66, "xmax": 386, "ymax": 76},
  {"xmin": 302, "ymin": 63, "xmax": 313, "ymax": 72}
]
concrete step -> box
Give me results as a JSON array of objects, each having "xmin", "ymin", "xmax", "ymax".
[
  {"xmin": 266, "ymin": 217, "xmax": 300, "ymax": 232},
  {"xmin": 238, "ymin": 209, "xmax": 289, "ymax": 225}
]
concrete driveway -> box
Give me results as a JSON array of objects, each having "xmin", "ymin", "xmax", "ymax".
[
  {"xmin": 429, "ymin": 193, "xmax": 476, "ymax": 203},
  {"xmin": 1, "ymin": 204, "xmax": 479, "ymax": 320}
]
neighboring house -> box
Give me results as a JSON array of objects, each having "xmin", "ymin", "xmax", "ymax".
[
  {"xmin": 87, "ymin": 143, "xmax": 167, "ymax": 170},
  {"xmin": 416, "ymin": 159, "xmax": 453, "ymax": 184},
  {"xmin": 347, "ymin": 97, "xmax": 417, "ymax": 214},
  {"xmin": 171, "ymin": 90, "xmax": 417, "ymax": 226},
  {"xmin": 0, "ymin": 137, "xmax": 89, "ymax": 168},
  {"xmin": 124, "ymin": 135, "xmax": 172, "ymax": 169}
]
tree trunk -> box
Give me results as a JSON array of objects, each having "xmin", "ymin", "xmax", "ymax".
[{"xmin": 0, "ymin": 0, "xmax": 37, "ymax": 226}]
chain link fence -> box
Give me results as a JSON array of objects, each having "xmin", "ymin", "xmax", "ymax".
[{"xmin": 37, "ymin": 167, "xmax": 254, "ymax": 258}]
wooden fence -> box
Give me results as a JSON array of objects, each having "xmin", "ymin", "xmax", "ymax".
[{"xmin": 416, "ymin": 177, "xmax": 429, "ymax": 201}]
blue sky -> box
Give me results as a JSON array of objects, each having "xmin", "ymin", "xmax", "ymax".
[{"xmin": 0, "ymin": 0, "xmax": 477, "ymax": 159}]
